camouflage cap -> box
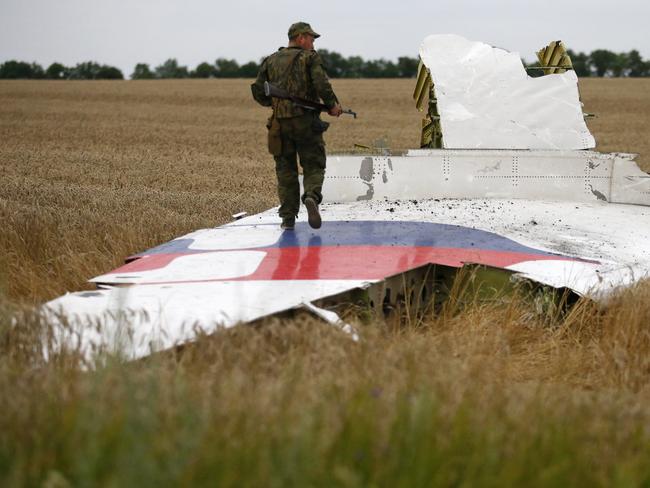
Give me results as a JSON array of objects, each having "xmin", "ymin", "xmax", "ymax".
[{"xmin": 288, "ymin": 22, "xmax": 320, "ymax": 39}]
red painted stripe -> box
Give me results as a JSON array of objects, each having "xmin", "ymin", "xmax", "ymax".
[
  {"xmin": 105, "ymin": 246, "xmax": 577, "ymax": 283},
  {"xmin": 238, "ymin": 246, "xmax": 572, "ymax": 281},
  {"xmin": 110, "ymin": 254, "xmax": 179, "ymax": 274}
]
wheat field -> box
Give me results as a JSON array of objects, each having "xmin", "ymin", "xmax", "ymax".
[
  {"xmin": 1, "ymin": 78, "xmax": 650, "ymax": 486},
  {"xmin": 1, "ymin": 78, "xmax": 648, "ymax": 304}
]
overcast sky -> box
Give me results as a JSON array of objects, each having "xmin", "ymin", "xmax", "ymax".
[{"xmin": 2, "ymin": 0, "xmax": 649, "ymax": 76}]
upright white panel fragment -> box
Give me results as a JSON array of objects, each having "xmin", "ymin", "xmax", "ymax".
[{"xmin": 419, "ymin": 34, "xmax": 595, "ymax": 150}]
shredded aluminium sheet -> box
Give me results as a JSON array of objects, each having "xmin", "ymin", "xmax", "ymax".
[{"xmin": 419, "ymin": 34, "xmax": 596, "ymax": 149}]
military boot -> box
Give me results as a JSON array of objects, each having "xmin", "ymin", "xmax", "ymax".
[
  {"xmin": 304, "ymin": 197, "xmax": 321, "ymax": 229},
  {"xmin": 281, "ymin": 217, "xmax": 295, "ymax": 230}
]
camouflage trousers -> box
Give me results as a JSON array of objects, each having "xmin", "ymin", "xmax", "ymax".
[{"xmin": 272, "ymin": 113, "xmax": 327, "ymax": 220}]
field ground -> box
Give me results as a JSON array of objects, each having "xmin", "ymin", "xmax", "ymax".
[
  {"xmin": 1, "ymin": 78, "xmax": 649, "ymax": 304},
  {"xmin": 1, "ymin": 79, "xmax": 650, "ymax": 486}
]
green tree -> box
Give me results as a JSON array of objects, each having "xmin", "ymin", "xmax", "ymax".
[
  {"xmin": 68, "ymin": 61, "xmax": 101, "ymax": 79},
  {"xmin": 362, "ymin": 59, "xmax": 398, "ymax": 78},
  {"xmin": 589, "ymin": 49, "xmax": 618, "ymax": 77},
  {"xmin": 345, "ymin": 56, "xmax": 365, "ymax": 78},
  {"xmin": 214, "ymin": 58, "xmax": 239, "ymax": 78},
  {"xmin": 96, "ymin": 65, "xmax": 123, "ymax": 79},
  {"xmin": 611, "ymin": 52, "xmax": 628, "ymax": 77},
  {"xmin": 238, "ymin": 61, "xmax": 259, "ymax": 77},
  {"xmin": 155, "ymin": 58, "xmax": 188, "ymax": 78},
  {"xmin": 397, "ymin": 56, "xmax": 419, "ymax": 78},
  {"xmin": 382, "ymin": 60, "xmax": 399, "ymax": 77},
  {"xmin": 30, "ymin": 63, "xmax": 44, "ymax": 79},
  {"xmin": 566, "ymin": 50, "xmax": 591, "ymax": 77},
  {"xmin": 626, "ymin": 50, "xmax": 648, "ymax": 77},
  {"xmin": 45, "ymin": 62, "xmax": 67, "ymax": 79},
  {"xmin": 317, "ymin": 49, "xmax": 347, "ymax": 77},
  {"xmin": 0, "ymin": 60, "xmax": 43, "ymax": 79},
  {"xmin": 191, "ymin": 62, "xmax": 215, "ymax": 78},
  {"xmin": 66, "ymin": 61, "xmax": 121, "ymax": 79},
  {"xmin": 131, "ymin": 63, "xmax": 154, "ymax": 79}
]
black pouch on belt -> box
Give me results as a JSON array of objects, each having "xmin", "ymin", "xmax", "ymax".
[
  {"xmin": 311, "ymin": 116, "xmax": 330, "ymax": 134},
  {"xmin": 266, "ymin": 116, "xmax": 282, "ymax": 156}
]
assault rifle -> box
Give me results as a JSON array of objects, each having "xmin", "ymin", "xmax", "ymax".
[{"xmin": 264, "ymin": 81, "xmax": 357, "ymax": 118}]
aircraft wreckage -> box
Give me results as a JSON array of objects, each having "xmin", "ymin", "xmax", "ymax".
[{"xmin": 44, "ymin": 34, "xmax": 650, "ymax": 360}]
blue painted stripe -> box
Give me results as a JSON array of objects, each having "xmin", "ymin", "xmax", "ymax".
[{"xmin": 132, "ymin": 221, "xmax": 558, "ymax": 258}]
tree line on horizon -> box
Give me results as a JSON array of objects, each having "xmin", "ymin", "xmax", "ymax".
[{"xmin": 1, "ymin": 48, "xmax": 649, "ymax": 80}]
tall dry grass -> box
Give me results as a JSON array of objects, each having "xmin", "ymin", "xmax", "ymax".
[
  {"xmin": 2, "ymin": 78, "xmax": 648, "ymax": 304},
  {"xmin": 1, "ymin": 78, "xmax": 650, "ymax": 485},
  {"xmin": 2, "ymin": 282, "xmax": 650, "ymax": 486}
]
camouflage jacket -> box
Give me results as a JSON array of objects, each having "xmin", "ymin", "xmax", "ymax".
[{"xmin": 251, "ymin": 47, "xmax": 339, "ymax": 119}]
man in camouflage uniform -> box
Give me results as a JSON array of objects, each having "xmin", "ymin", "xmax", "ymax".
[{"xmin": 251, "ymin": 22, "xmax": 342, "ymax": 230}]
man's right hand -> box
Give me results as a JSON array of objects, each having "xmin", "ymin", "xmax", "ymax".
[{"xmin": 328, "ymin": 104, "xmax": 343, "ymax": 117}]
